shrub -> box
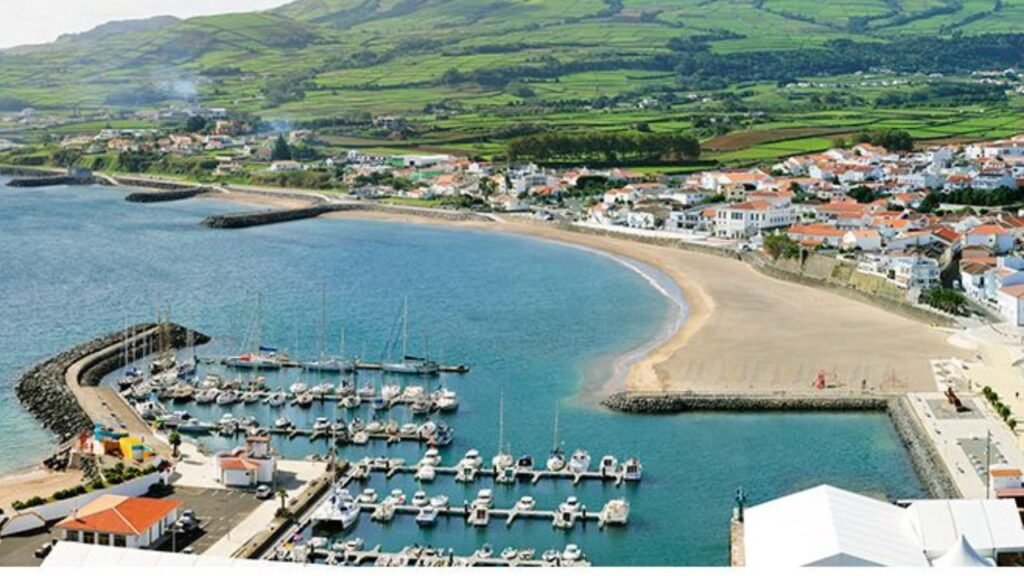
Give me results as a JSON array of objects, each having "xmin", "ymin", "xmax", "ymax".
[
  {"xmin": 1009, "ymin": 418, "xmax": 1017, "ymax": 430},
  {"xmin": 90, "ymin": 478, "xmax": 106, "ymax": 490},
  {"xmin": 25, "ymin": 496, "xmax": 46, "ymax": 508},
  {"xmin": 11, "ymin": 500, "xmax": 25, "ymax": 510}
]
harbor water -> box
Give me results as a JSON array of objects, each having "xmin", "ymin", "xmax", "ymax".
[{"xmin": 0, "ymin": 179, "xmax": 925, "ymax": 565}]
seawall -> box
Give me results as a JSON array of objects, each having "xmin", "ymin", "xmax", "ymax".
[
  {"xmin": 603, "ymin": 392, "xmax": 959, "ymax": 498},
  {"xmin": 200, "ymin": 205, "xmax": 337, "ymax": 228},
  {"xmin": 6, "ymin": 174, "xmax": 95, "ymax": 187},
  {"xmin": 15, "ymin": 323, "xmax": 209, "ymax": 443},
  {"xmin": 125, "ymin": 187, "xmax": 206, "ymax": 203}
]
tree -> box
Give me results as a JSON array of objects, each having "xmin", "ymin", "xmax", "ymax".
[
  {"xmin": 271, "ymin": 135, "xmax": 292, "ymax": 161},
  {"xmin": 169, "ymin": 431, "xmax": 182, "ymax": 458},
  {"xmin": 185, "ymin": 115, "xmax": 208, "ymax": 133},
  {"xmin": 763, "ymin": 233, "xmax": 800, "ymax": 260},
  {"xmin": 50, "ymin": 147, "xmax": 82, "ymax": 168},
  {"xmin": 921, "ymin": 287, "xmax": 968, "ymax": 316},
  {"xmin": 277, "ymin": 488, "xmax": 288, "ymax": 515}
]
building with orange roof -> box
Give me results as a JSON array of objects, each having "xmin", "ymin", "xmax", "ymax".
[
  {"xmin": 964, "ymin": 224, "xmax": 1015, "ymax": 255},
  {"xmin": 212, "ymin": 435, "xmax": 277, "ymax": 487},
  {"xmin": 57, "ymin": 494, "xmax": 181, "ymax": 549},
  {"xmin": 714, "ymin": 199, "xmax": 794, "ymax": 239},
  {"xmin": 787, "ymin": 224, "xmax": 845, "ymax": 248},
  {"xmin": 842, "ymin": 229, "xmax": 882, "ymax": 252},
  {"xmin": 998, "ymin": 284, "xmax": 1024, "ymax": 326}
]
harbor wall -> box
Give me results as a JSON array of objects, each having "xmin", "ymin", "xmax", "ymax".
[
  {"xmin": 200, "ymin": 205, "xmax": 336, "ymax": 229},
  {"xmin": 124, "ymin": 187, "xmax": 206, "ymax": 203},
  {"xmin": 0, "ymin": 165, "xmax": 64, "ymax": 177},
  {"xmin": 603, "ymin": 392, "xmax": 959, "ymax": 498}
]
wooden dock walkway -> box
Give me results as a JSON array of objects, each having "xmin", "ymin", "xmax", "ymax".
[
  {"xmin": 354, "ymin": 460, "xmax": 631, "ymax": 486},
  {"xmin": 358, "ymin": 501, "xmax": 606, "ymax": 529},
  {"xmin": 306, "ymin": 545, "xmax": 589, "ymax": 567}
]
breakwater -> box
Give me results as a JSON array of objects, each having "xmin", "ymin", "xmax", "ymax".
[
  {"xmin": 603, "ymin": 392, "xmax": 959, "ymax": 498},
  {"xmin": 200, "ymin": 204, "xmax": 337, "ymax": 228},
  {"xmin": 7, "ymin": 173, "xmax": 94, "ymax": 187},
  {"xmin": 125, "ymin": 186, "xmax": 206, "ymax": 203},
  {"xmin": 15, "ymin": 323, "xmax": 209, "ymax": 443}
]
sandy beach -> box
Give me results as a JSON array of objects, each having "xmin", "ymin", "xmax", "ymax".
[
  {"xmin": 0, "ymin": 467, "xmax": 83, "ymax": 513},
  {"xmin": 325, "ymin": 208, "xmax": 963, "ymax": 396}
]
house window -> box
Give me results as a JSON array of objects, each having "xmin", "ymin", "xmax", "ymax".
[
  {"xmin": 114, "ymin": 535, "xmax": 126, "ymax": 548},
  {"xmin": 65, "ymin": 530, "xmax": 79, "ymax": 542},
  {"xmin": 100, "ymin": 533, "xmax": 111, "ymax": 546},
  {"xmin": 83, "ymin": 531, "xmax": 96, "ymax": 544}
]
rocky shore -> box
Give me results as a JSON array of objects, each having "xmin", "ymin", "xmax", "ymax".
[
  {"xmin": 15, "ymin": 323, "xmax": 209, "ymax": 444},
  {"xmin": 603, "ymin": 392, "xmax": 959, "ymax": 498}
]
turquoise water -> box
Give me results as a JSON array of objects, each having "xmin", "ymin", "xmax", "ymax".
[{"xmin": 0, "ymin": 179, "xmax": 925, "ymax": 565}]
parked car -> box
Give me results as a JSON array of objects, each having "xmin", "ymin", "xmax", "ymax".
[
  {"xmin": 256, "ymin": 485, "xmax": 273, "ymax": 500},
  {"xmin": 34, "ymin": 542, "xmax": 53, "ymax": 559}
]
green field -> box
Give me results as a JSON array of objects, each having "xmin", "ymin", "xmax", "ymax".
[{"xmin": 1, "ymin": 0, "xmax": 1023, "ymax": 167}]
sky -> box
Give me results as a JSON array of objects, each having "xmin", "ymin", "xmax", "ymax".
[{"xmin": 0, "ymin": 0, "xmax": 294, "ymax": 49}]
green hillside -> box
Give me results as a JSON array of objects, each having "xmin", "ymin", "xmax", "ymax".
[{"xmin": 2, "ymin": 0, "xmax": 1024, "ymax": 163}]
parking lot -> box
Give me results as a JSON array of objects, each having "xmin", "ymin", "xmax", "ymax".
[
  {"xmin": 0, "ymin": 524, "xmax": 57, "ymax": 567},
  {"xmin": 154, "ymin": 486, "xmax": 262, "ymax": 554}
]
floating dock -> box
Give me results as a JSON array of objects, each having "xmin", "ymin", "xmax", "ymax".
[
  {"xmin": 356, "ymin": 501, "xmax": 608, "ymax": 529},
  {"xmin": 178, "ymin": 425, "xmax": 439, "ymax": 446},
  {"xmin": 303, "ymin": 545, "xmax": 590, "ymax": 567},
  {"xmin": 352, "ymin": 459, "xmax": 633, "ymax": 486},
  {"xmin": 198, "ymin": 357, "xmax": 470, "ymax": 374}
]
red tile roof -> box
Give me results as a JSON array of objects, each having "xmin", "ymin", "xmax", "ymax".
[{"xmin": 57, "ymin": 495, "xmax": 180, "ymax": 536}]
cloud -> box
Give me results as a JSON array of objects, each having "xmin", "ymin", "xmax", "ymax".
[{"xmin": 0, "ymin": 0, "xmax": 294, "ymax": 49}]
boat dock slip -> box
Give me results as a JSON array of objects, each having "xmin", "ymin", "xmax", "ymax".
[
  {"xmin": 200, "ymin": 357, "xmax": 470, "ymax": 373},
  {"xmin": 356, "ymin": 502, "xmax": 612, "ymax": 529},
  {"xmin": 303, "ymin": 546, "xmax": 590, "ymax": 567},
  {"xmin": 353, "ymin": 459, "xmax": 632, "ymax": 486},
  {"xmin": 180, "ymin": 426, "xmax": 440, "ymax": 445}
]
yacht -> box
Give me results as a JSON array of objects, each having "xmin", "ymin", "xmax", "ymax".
[
  {"xmin": 289, "ymin": 382, "xmax": 309, "ymax": 395},
  {"xmin": 340, "ymin": 395, "xmax": 360, "ymax": 409},
  {"xmin": 358, "ymin": 488, "xmax": 378, "ymax": 504},
  {"xmin": 303, "ymin": 358, "xmax": 355, "ymax": 373},
  {"xmin": 241, "ymin": 390, "xmax": 260, "ymax": 404},
  {"xmin": 428, "ymin": 494, "xmax": 449, "ymax": 509},
  {"xmin": 598, "ymin": 455, "xmax": 619, "ymax": 478},
  {"xmin": 558, "ymin": 496, "xmax": 582, "ymax": 515},
  {"xmin": 546, "ymin": 448, "xmax": 566, "ymax": 473},
  {"xmin": 380, "ymin": 383, "xmax": 401, "ymax": 402},
  {"xmin": 515, "ymin": 495, "xmax": 536, "ymax": 512},
  {"xmin": 623, "ymin": 457, "xmax": 643, "ymax": 482},
  {"xmin": 224, "ymin": 353, "xmax": 281, "ymax": 371},
  {"xmin": 415, "ymin": 505, "xmax": 439, "ymax": 526},
  {"xmin": 568, "ymin": 449, "xmax": 591, "ymax": 474},
  {"xmin": 459, "ymin": 449, "xmax": 483, "ymax": 469},
  {"xmin": 312, "ymin": 417, "xmax": 331, "ymax": 434},
  {"xmin": 411, "ymin": 491, "xmax": 429, "ymax": 507},
  {"xmin": 515, "ymin": 455, "xmax": 534, "ymax": 476},
  {"xmin": 599, "ymin": 498, "xmax": 630, "ymax": 526},
  {"xmin": 274, "ymin": 416, "xmax": 293, "ymax": 430},
  {"xmin": 562, "ymin": 544, "xmax": 584, "ymax": 564},
  {"xmin": 195, "ymin": 389, "xmax": 219, "ymax": 404},
  {"xmin": 312, "ymin": 488, "xmax": 360, "ymax": 531}
]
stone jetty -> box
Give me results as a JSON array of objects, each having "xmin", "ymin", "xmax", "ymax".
[
  {"xmin": 200, "ymin": 204, "xmax": 337, "ymax": 228},
  {"xmin": 15, "ymin": 323, "xmax": 209, "ymax": 442},
  {"xmin": 124, "ymin": 186, "xmax": 206, "ymax": 203},
  {"xmin": 6, "ymin": 168, "xmax": 94, "ymax": 188}
]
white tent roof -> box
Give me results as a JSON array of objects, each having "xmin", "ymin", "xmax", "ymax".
[
  {"xmin": 906, "ymin": 498, "xmax": 1024, "ymax": 558},
  {"xmin": 744, "ymin": 485, "xmax": 928, "ymax": 567},
  {"xmin": 43, "ymin": 542, "xmax": 326, "ymax": 570},
  {"xmin": 932, "ymin": 536, "xmax": 995, "ymax": 568}
]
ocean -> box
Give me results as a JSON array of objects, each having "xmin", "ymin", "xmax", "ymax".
[{"xmin": 0, "ymin": 179, "xmax": 925, "ymax": 565}]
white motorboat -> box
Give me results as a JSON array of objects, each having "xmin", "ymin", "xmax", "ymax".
[
  {"xmin": 357, "ymin": 383, "xmax": 376, "ymax": 398},
  {"xmin": 215, "ymin": 390, "xmax": 238, "ymax": 405},
  {"xmin": 558, "ymin": 496, "xmax": 582, "ymax": 515},
  {"xmin": 365, "ymin": 420, "xmax": 384, "ymax": 434},
  {"xmin": 309, "ymin": 383, "xmax": 333, "ymax": 396},
  {"xmin": 358, "ymin": 488, "xmax": 377, "ymax": 504},
  {"xmin": 274, "ymin": 416, "xmax": 293, "ymax": 429},
  {"xmin": 241, "ymin": 391, "xmax": 260, "ymax": 403},
  {"xmin": 568, "ymin": 449, "xmax": 591, "ymax": 474},
  {"xmin": 419, "ymin": 448, "xmax": 442, "ymax": 467},
  {"xmin": 199, "ymin": 374, "xmax": 223, "ymax": 389},
  {"xmin": 303, "ymin": 358, "xmax": 355, "ymax": 373},
  {"xmin": 351, "ymin": 431, "xmax": 369, "ymax": 445},
  {"xmin": 195, "ymin": 389, "xmax": 219, "ymax": 404},
  {"xmin": 599, "ymin": 498, "xmax": 630, "ymax": 526},
  {"xmin": 515, "ymin": 495, "xmax": 536, "ymax": 512},
  {"xmin": 225, "ymin": 353, "xmax": 281, "ymax": 370},
  {"xmin": 546, "ymin": 449, "xmax": 566, "ymax": 472},
  {"xmin": 401, "ymin": 385, "xmax": 425, "ymax": 401},
  {"xmin": 434, "ymin": 387, "xmax": 458, "ymax": 412},
  {"xmin": 133, "ymin": 400, "xmax": 165, "ymax": 420},
  {"xmin": 265, "ymin": 390, "xmax": 287, "ymax": 406},
  {"xmin": 562, "ymin": 544, "xmax": 584, "ymax": 564},
  {"xmin": 623, "ymin": 457, "xmax": 643, "ymax": 482},
  {"xmin": 312, "ymin": 417, "xmax": 331, "ymax": 434},
  {"xmin": 415, "ymin": 505, "xmax": 439, "ymax": 526},
  {"xmin": 459, "ymin": 449, "xmax": 483, "ymax": 470},
  {"xmin": 410, "ymin": 397, "xmax": 432, "ymax": 415},
  {"xmin": 501, "ymin": 547, "xmax": 518, "ymax": 561},
  {"xmin": 411, "ymin": 491, "xmax": 429, "ymax": 507},
  {"xmin": 312, "ymin": 488, "xmax": 360, "ymax": 531},
  {"xmin": 381, "ymin": 383, "xmax": 401, "ymax": 402},
  {"xmin": 385, "ymin": 488, "xmax": 406, "ymax": 505},
  {"xmin": 336, "ymin": 381, "xmax": 355, "ymax": 397},
  {"xmin": 289, "ymin": 382, "xmax": 309, "ymax": 395},
  {"xmin": 515, "ymin": 455, "xmax": 534, "ymax": 475},
  {"xmin": 472, "ymin": 489, "xmax": 493, "ymax": 509},
  {"xmin": 467, "ymin": 505, "xmax": 490, "ymax": 527},
  {"xmin": 541, "ymin": 549, "xmax": 560, "ymax": 563},
  {"xmin": 340, "ymin": 395, "xmax": 360, "ymax": 409},
  {"xmin": 428, "ymin": 494, "xmax": 449, "ymax": 508},
  {"xmin": 598, "ymin": 455, "xmax": 619, "ymax": 477},
  {"xmin": 292, "ymin": 392, "xmax": 314, "ymax": 407},
  {"xmin": 400, "ymin": 423, "xmax": 418, "ymax": 435},
  {"xmin": 417, "ymin": 421, "xmax": 437, "ymax": 439},
  {"xmin": 477, "ymin": 544, "xmax": 494, "ymax": 559},
  {"xmin": 415, "ymin": 465, "xmax": 436, "ymax": 482},
  {"xmin": 343, "ymin": 538, "xmax": 364, "ymax": 552}
]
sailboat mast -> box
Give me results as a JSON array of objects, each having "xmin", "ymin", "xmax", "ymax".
[
  {"xmin": 402, "ymin": 296, "xmax": 409, "ymax": 360},
  {"xmin": 552, "ymin": 403, "xmax": 559, "ymax": 451},
  {"xmin": 319, "ymin": 285, "xmax": 327, "ymax": 360},
  {"xmin": 497, "ymin": 387, "xmax": 505, "ymax": 455}
]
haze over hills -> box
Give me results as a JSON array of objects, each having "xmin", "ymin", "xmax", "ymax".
[{"xmin": 2, "ymin": 0, "xmax": 1024, "ymax": 162}]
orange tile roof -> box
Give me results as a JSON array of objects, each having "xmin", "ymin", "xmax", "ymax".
[
  {"xmin": 969, "ymin": 224, "xmax": 1010, "ymax": 235},
  {"xmin": 789, "ymin": 224, "xmax": 845, "ymax": 237},
  {"xmin": 1001, "ymin": 285, "xmax": 1024, "ymax": 299},
  {"xmin": 220, "ymin": 457, "xmax": 261, "ymax": 471},
  {"xmin": 729, "ymin": 200, "xmax": 772, "ymax": 211},
  {"xmin": 57, "ymin": 495, "xmax": 180, "ymax": 536},
  {"xmin": 991, "ymin": 468, "xmax": 1022, "ymax": 477}
]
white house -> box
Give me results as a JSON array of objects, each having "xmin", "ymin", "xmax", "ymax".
[
  {"xmin": 57, "ymin": 495, "xmax": 181, "ymax": 549},
  {"xmin": 842, "ymin": 229, "xmax": 882, "ymax": 252},
  {"xmin": 742, "ymin": 484, "xmax": 1024, "ymax": 567},
  {"xmin": 998, "ymin": 285, "xmax": 1024, "ymax": 326},
  {"xmin": 964, "ymin": 224, "xmax": 1015, "ymax": 255},
  {"xmin": 212, "ymin": 436, "xmax": 277, "ymax": 487},
  {"xmin": 714, "ymin": 200, "xmax": 793, "ymax": 239},
  {"xmin": 891, "ymin": 256, "xmax": 940, "ymax": 290}
]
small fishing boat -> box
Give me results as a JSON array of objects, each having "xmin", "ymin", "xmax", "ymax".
[
  {"xmin": 623, "ymin": 457, "xmax": 643, "ymax": 482},
  {"xmin": 292, "ymin": 392, "xmax": 314, "ymax": 407},
  {"xmin": 340, "ymin": 395, "xmax": 360, "ymax": 409},
  {"xmin": 558, "ymin": 496, "xmax": 582, "ymax": 515},
  {"xmin": 415, "ymin": 505, "xmax": 439, "ymax": 526},
  {"xmin": 515, "ymin": 455, "xmax": 534, "ymax": 476},
  {"xmin": 195, "ymin": 389, "xmax": 219, "ymax": 404},
  {"xmin": 240, "ymin": 390, "xmax": 260, "ymax": 404},
  {"xmin": 501, "ymin": 548, "xmax": 518, "ymax": 561},
  {"xmin": 428, "ymin": 494, "xmax": 449, "ymax": 509},
  {"xmin": 434, "ymin": 387, "xmax": 458, "ymax": 412},
  {"xmin": 289, "ymin": 382, "xmax": 309, "ymax": 395},
  {"xmin": 515, "ymin": 495, "xmax": 536, "ymax": 512},
  {"xmin": 568, "ymin": 449, "xmax": 591, "ymax": 475},
  {"xmin": 274, "ymin": 416, "xmax": 293, "ymax": 430},
  {"xmin": 472, "ymin": 489, "xmax": 493, "ymax": 509},
  {"xmin": 380, "ymin": 383, "xmax": 401, "ymax": 402},
  {"xmin": 599, "ymin": 498, "xmax": 630, "ymax": 526},
  {"xmin": 358, "ymin": 488, "xmax": 377, "ymax": 504},
  {"xmin": 562, "ymin": 544, "xmax": 584, "ymax": 564}
]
